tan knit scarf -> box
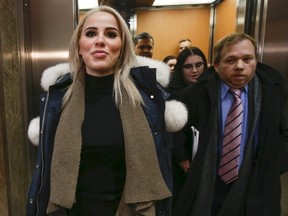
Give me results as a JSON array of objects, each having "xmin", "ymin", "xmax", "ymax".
[{"xmin": 47, "ymin": 72, "xmax": 171, "ymax": 215}]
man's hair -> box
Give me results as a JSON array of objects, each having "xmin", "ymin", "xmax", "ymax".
[
  {"xmin": 213, "ymin": 32, "xmax": 257, "ymax": 65},
  {"xmin": 178, "ymin": 38, "xmax": 191, "ymax": 44},
  {"xmin": 163, "ymin": 55, "xmax": 177, "ymax": 63},
  {"xmin": 133, "ymin": 32, "xmax": 154, "ymax": 45}
]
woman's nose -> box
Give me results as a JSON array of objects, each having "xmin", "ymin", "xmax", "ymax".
[
  {"xmin": 192, "ymin": 66, "xmax": 198, "ymax": 72},
  {"xmin": 95, "ymin": 34, "xmax": 105, "ymax": 45}
]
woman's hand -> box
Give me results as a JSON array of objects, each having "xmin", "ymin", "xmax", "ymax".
[{"xmin": 179, "ymin": 160, "xmax": 191, "ymax": 173}]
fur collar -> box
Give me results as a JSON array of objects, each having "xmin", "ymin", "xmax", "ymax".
[
  {"xmin": 28, "ymin": 57, "xmax": 188, "ymax": 146},
  {"xmin": 41, "ymin": 56, "xmax": 170, "ymax": 92},
  {"xmin": 135, "ymin": 56, "xmax": 170, "ymax": 87}
]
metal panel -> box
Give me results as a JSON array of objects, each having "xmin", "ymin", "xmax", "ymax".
[
  {"xmin": 28, "ymin": 0, "xmax": 76, "ymax": 117},
  {"xmin": 260, "ymin": 0, "xmax": 288, "ymax": 82},
  {"xmin": 235, "ymin": 0, "xmax": 247, "ymax": 33},
  {"xmin": 26, "ymin": 0, "xmax": 77, "ymax": 172}
]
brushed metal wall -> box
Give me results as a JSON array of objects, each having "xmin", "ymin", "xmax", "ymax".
[
  {"xmin": 26, "ymin": 0, "xmax": 77, "ymax": 180},
  {"xmin": 260, "ymin": 0, "xmax": 288, "ymax": 81},
  {"xmin": 28, "ymin": 0, "xmax": 76, "ymax": 118}
]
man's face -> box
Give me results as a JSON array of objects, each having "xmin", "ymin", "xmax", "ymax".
[
  {"xmin": 134, "ymin": 39, "xmax": 154, "ymax": 58},
  {"xmin": 178, "ymin": 40, "xmax": 191, "ymax": 53},
  {"xmin": 214, "ymin": 39, "xmax": 257, "ymax": 89}
]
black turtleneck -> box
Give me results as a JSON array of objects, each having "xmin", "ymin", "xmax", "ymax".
[{"xmin": 71, "ymin": 73, "xmax": 125, "ymax": 215}]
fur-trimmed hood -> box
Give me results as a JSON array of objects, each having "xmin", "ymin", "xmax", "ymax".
[
  {"xmin": 40, "ymin": 56, "xmax": 171, "ymax": 91},
  {"xmin": 28, "ymin": 56, "xmax": 188, "ymax": 145}
]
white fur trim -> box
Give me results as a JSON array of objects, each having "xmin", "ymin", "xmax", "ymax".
[
  {"xmin": 136, "ymin": 56, "xmax": 170, "ymax": 87},
  {"xmin": 27, "ymin": 102, "xmax": 187, "ymax": 146},
  {"xmin": 40, "ymin": 58, "xmax": 170, "ymax": 91},
  {"xmin": 41, "ymin": 63, "xmax": 70, "ymax": 91},
  {"xmin": 27, "ymin": 117, "xmax": 40, "ymax": 146},
  {"xmin": 165, "ymin": 100, "xmax": 188, "ymax": 132}
]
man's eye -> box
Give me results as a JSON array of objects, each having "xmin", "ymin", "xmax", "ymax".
[
  {"xmin": 85, "ymin": 31, "xmax": 96, "ymax": 37},
  {"xmin": 243, "ymin": 56, "xmax": 254, "ymax": 63},
  {"xmin": 225, "ymin": 59, "xmax": 236, "ymax": 64}
]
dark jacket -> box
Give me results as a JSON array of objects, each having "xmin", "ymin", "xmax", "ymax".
[
  {"xmin": 26, "ymin": 58, "xmax": 188, "ymax": 216},
  {"xmin": 173, "ymin": 62, "xmax": 288, "ymax": 216}
]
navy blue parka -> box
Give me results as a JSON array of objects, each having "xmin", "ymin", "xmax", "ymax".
[{"xmin": 27, "ymin": 66, "xmax": 179, "ymax": 216}]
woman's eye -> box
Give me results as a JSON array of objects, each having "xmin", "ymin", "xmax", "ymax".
[
  {"xmin": 85, "ymin": 31, "xmax": 96, "ymax": 37},
  {"xmin": 106, "ymin": 31, "xmax": 118, "ymax": 38}
]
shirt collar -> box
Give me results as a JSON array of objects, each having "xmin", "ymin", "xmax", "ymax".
[{"xmin": 220, "ymin": 81, "xmax": 248, "ymax": 100}]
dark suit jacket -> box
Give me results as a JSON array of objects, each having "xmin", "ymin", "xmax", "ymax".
[{"xmin": 173, "ymin": 62, "xmax": 288, "ymax": 216}]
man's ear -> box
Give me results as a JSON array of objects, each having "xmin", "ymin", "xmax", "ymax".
[{"xmin": 214, "ymin": 63, "xmax": 219, "ymax": 73}]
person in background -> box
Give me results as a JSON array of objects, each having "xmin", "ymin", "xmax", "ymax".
[
  {"xmin": 133, "ymin": 32, "xmax": 154, "ymax": 58},
  {"xmin": 26, "ymin": 5, "xmax": 188, "ymax": 216},
  {"xmin": 174, "ymin": 32, "xmax": 288, "ymax": 216},
  {"xmin": 165, "ymin": 46, "xmax": 208, "ymax": 209},
  {"xmin": 167, "ymin": 46, "xmax": 208, "ymax": 99},
  {"xmin": 178, "ymin": 39, "xmax": 192, "ymax": 53},
  {"xmin": 163, "ymin": 55, "xmax": 177, "ymax": 74}
]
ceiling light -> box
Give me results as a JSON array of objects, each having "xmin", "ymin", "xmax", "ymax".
[
  {"xmin": 153, "ymin": 0, "xmax": 216, "ymax": 6},
  {"xmin": 78, "ymin": 0, "xmax": 98, "ymax": 10}
]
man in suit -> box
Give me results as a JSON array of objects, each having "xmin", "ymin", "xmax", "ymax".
[{"xmin": 173, "ymin": 32, "xmax": 288, "ymax": 216}]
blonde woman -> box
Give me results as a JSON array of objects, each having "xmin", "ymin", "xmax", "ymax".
[{"xmin": 26, "ymin": 5, "xmax": 187, "ymax": 216}]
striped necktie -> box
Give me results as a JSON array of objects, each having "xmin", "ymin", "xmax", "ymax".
[{"xmin": 218, "ymin": 88, "xmax": 243, "ymax": 184}]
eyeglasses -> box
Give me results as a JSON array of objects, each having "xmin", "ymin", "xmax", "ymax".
[{"xmin": 183, "ymin": 62, "xmax": 205, "ymax": 70}]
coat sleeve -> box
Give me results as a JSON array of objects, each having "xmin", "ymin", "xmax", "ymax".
[{"xmin": 280, "ymin": 83, "xmax": 288, "ymax": 174}]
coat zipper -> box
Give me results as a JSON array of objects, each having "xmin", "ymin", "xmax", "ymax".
[{"xmin": 35, "ymin": 90, "xmax": 50, "ymax": 216}]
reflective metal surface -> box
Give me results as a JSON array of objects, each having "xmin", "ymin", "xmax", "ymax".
[
  {"xmin": 28, "ymin": 0, "xmax": 76, "ymax": 116},
  {"xmin": 260, "ymin": 0, "xmax": 288, "ymax": 81}
]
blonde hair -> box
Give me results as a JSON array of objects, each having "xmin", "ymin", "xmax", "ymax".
[
  {"xmin": 213, "ymin": 32, "xmax": 257, "ymax": 65},
  {"xmin": 63, "ymin": 5, "xmax": 142, "ymax": 107}
]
